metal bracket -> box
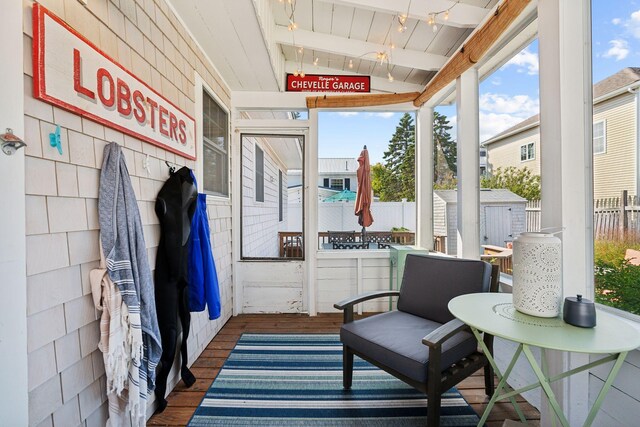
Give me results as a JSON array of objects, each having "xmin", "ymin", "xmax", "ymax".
[{"xmin": 0, "ymin": 128, "xmax": 27, "ymax": 156}]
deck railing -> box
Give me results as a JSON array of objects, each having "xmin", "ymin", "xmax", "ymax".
[
  {"xmin": 317, "ymin": 231, "xmax": 416, "ymax": 248},
  {"xmin": 481, "ymin": 244, "xmax": 513, "ymax": 274},
  {"xmin": 278, "ymin": 231, "xmax": 449, "ymax": 254},
  {"xmin": 278, "ymin": 232, "xmax": 303, "ymax": 257}
]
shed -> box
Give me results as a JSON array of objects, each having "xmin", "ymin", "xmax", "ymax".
[{"xmin": 433, "ymin": 189, "xmax": 527, "ymax": 255}]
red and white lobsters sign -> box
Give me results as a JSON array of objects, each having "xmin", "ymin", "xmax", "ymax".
[{"xmin": 32, "ymin": 5, "xmax": 196, "ymax": 160}]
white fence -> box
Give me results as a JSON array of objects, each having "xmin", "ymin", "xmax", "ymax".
[{"xmin": 286, "ymin": 201, "xmax": 416, "ymax": 232}]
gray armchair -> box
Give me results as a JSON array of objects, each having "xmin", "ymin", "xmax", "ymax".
[{"xmin": 334, "ymin": 254, "xmax": 498, "ymax": 427}]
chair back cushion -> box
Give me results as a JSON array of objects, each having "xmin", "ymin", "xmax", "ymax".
[{"xmin": 397, "ymin": 254, "xmax": 491, "ymax": 323}]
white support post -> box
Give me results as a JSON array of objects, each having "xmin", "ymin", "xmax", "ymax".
[
  {"xmin": 306, "ymin": 109, "xmax": 319, "ymax": 316},
  {"xmin": 231, "ymin": 114, "xmax": 243, "ymax": 315},
  {"xmin": 538, "ymin": 0, "xmax": 593, "ymax": 424},
  {"xmin": 456, "ymin": 68, "xmax": 481, "ymax": 259},
  {"xmin": 416, "ymin": 107, "xmax": 434, "ymax": 250},
  {"xmin": 0, "ymin": 0, "xmax": 27, "ymax": 423}
]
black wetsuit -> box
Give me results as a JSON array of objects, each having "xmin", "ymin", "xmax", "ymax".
[{"xmin": 153, "ymin": 166, "xmax": 198, "ymax": 412}]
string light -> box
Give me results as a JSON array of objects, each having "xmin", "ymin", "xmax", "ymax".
[
  {"xmin": 427, "ymin": 1, "xmax": 458, "ymax": 33},
  {"xmin": 397, "ymin": 0, "xmax": 411, "ymax": 33},
  {"xmin": 283, "ymin": 0, "xmax": 307, "ymax": 78},
  {"xmin": 344, "ymin": 15, "xmax": 397, "ymax": 82}
]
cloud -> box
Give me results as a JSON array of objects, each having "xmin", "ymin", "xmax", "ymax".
[
  {"xmin": 491, "ymin": 77, "xmax": 502, "ymax": 86},
  {"xmin": 367, "ymin": 112, "xmax": 395, "ymax": 119},
  {"xmin": 502, "ymin": 48, "xmax": 539, "ymax": 75},
  {"xmin": 603, "ymin": 39, "xmax": 630, "ymax": 61},
  {"xmin": 479, "ymin": 113, "xmax": 527, "ymax": 142},
  {"xmin": 335, "ymin": 112, "xmax": 359, "ymax": 117},
  {"xmin": 477, "ymin": 93, "xmax": 539, "ymax": 141},
  {"xmin": 479, "ymin": 93, "xmax": 539, "ymax": 117},
  {"xmin": 435, "ymin": 111, "xmax": 531, "ymax": 143},
  {"xmin": 624, "ymin": 10, "xmax": 640, "ymax": 38},
  {"xmin": 612, "ymin": 18, "xmax": 621, "ymax": 25}
]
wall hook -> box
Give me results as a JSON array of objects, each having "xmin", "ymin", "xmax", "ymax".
[
  {"xmin": 165, "ymin": 160, "xmax": 176, "ymax": 174},
  {"xmin": 143, "ymin": 154, "xmax": 151, "ymax": 175},
  {"xmin": 49, "ymin": 125, "xmax": 62, "ymax": 155}
]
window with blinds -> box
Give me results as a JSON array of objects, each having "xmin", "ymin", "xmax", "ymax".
[{"xmin": 202, "ymin": 90, "xmax": 229, "ymax": 196}]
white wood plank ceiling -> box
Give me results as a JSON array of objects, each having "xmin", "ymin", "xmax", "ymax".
[{"xmin": 167, "ymin": 0, "xmax": 499, "ymax": 93}]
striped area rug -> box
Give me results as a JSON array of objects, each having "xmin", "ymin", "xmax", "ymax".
[{"xmin": 188, "ymin": 334, "xmax": 480, "ymax": 426}]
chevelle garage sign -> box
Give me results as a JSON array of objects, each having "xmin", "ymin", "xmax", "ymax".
[
  {"xmin": 32, "ymin": 4, "xmax": 196, "ymax": 160},
  {"xmin": 286, "ymin": 74, "xmax": 370, "ymax": 93}
]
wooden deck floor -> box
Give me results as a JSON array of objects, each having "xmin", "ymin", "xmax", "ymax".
[{"xmin": 148, "ymin": 314, "xmax": 540, "ymax": 426}]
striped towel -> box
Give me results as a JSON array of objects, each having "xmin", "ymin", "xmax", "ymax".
[
  {"xmin": 98, "ymin": 142, "xmax": 162, "ymax": 397},
  {"xmin": 91, "ymin": 247, "xmax": 146, "ymax": 425}
]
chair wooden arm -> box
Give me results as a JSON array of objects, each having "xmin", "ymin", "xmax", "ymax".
[
  {"xmin": 422, "ymin": 318, "xmax": 470, "ymax": 350},
  {"xmin": 334, "ymin": 290, "xmax": 400, "ymax": 323}
]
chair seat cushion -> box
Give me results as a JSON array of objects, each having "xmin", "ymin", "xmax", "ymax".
[{"xmin": 340, "ymin": 311, "xmax": 478, "ymax": 383}]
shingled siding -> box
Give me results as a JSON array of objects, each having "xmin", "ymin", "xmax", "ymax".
[{"xmin": 23, "ymin": 0, "xmax": 233, "ymax": 425}]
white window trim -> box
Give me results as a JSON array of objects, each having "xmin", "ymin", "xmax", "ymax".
[
  {"xmin": 593, "ymin": 119, "xmax": 607, "ymax": 155},
  {"xmin": 195, "ymin": 73, "xmax": 231, "ymax": 201},
  {"xmin": 519, "ymin": 141, "xmax": 535, "ymax": 162}
]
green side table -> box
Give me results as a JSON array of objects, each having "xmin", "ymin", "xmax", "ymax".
[
  {"xmin": 388, "ymin": 245, "xmax": 428, "ymax": 310},
  {"xmin": 449, "ymin": 293, "xmax": 640, "ymax": 427}
]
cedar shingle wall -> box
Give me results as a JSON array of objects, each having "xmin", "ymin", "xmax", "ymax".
[{"xmin": 23, "ymin": 0, "xmax": 233, "ymax": 425}]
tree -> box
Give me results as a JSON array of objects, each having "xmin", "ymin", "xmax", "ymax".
[
  {"xmin": 433, "ymin": 111, "xmax": 456, "ymax": 181},
  {"xmin": 380, "ymin": 113, "xmax": 416, "ymax": 201},
  {"xmin": 371, "ymin": 163, "xmax": 397, "ymax": 202},
  {"xmin": 481, "ymin": 166, "xmax": 541, "ymax": 200},
  {"xmin": 373, "ymin": 112, "xmax": 457, "ymax": 201}
]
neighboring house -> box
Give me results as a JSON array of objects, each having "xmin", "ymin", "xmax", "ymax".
[
  {"xmin": 480, "ymin": 146, "xmax": 488, "ymax": 176},
  {"xmin": 482, "ymin": 67, "xmax": 640, "ymax": 198},
  {"xmin": 288, "ymin": 157, "xmax": 359, "ymax": 193}
]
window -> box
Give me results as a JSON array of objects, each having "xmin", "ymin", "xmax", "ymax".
[
  {"xmin": 255, "ymin": 145, "xmax": 264, "ymax": 202},
  {"xmin": 329, "ymin": 178, "xmax": 344, "ymax": 190},
  {"xmin": 593, "ymin": 120, "xmax": 606, "ymax": 154},
  {"xmin": 202, "ymin": 90, "xmax": 229, "ymax": 196},
  {"xmin": 279, "ymin": 170, "xmax": 283, "ymax": 222},
  {"xmin": 520, "ymin": 142, "xmax": 535, "ymax": 162}
]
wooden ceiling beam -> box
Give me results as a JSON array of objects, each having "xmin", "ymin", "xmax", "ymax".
[
  {"xmin": 306, "ymin": 92, "xmax": 420, "ymax": 109},
  {"xmin": 413, "ymin": 0, "xmax": 532, "ymax": 107}
]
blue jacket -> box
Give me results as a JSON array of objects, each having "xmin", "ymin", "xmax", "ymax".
[{"xmin": 188, "ymin": 176, "xmax": 221, "ymax": 320}]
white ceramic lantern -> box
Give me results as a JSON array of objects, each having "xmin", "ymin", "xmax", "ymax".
[{"xmin": 512, "ymin": 232, "xmax": 562, "ymax": 317}]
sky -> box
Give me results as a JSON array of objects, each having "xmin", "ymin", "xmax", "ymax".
[{"xmin": 319, "ymin": 1, "xmax": 640, "ymax": 165}]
